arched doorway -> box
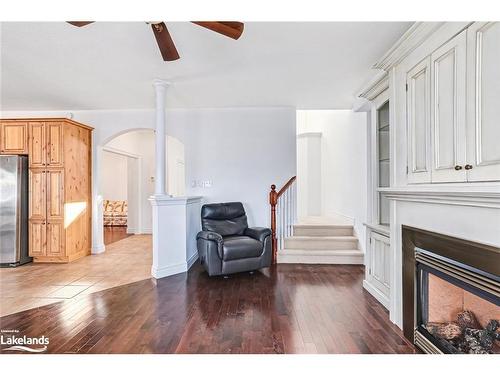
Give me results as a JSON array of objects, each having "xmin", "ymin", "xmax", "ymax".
[{"xmin": 96, "ymin": 129, "xmax": 186, "ymax": 249}]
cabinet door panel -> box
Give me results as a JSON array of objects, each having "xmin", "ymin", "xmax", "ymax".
[
  {"xmin": 47, "ymin": 169, "xmax": 64, "ymax": 220},
  {"xmin": 29, "ymin": 169, "xmax": 46, "ymax": 221},
  {"xmin": 1, "ymin": 122, "xmax": 28, "ymax": 154},
  {"xmin": 46, "ymin": 222, "xmax": 64, "ymax": 256},
  {"xmin": 407, "ymin": 57, "xmax": 432, "ymax": 183},
  {"xmin": 28, "ymin": 122, "xmax": 46, "ymax": 167},
  {"xmin": 46, "ymin": 122, "xmax": 63, "ymax": 167},
  {"xmin": 29, "ymin": 221, "xmax": 46, "ymax": 256},
  {"xmin": 368, "ymin": 232, "xmax": 390, "ymax": 297},
  {"xmin": 467, "ymin": 22, "xmax": 500, "ymax": 181},
  {"xmin": 430, "ymin": 30, "xmax": 467, "ymax": 182}
]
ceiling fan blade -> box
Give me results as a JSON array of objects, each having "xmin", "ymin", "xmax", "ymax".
[
  {"xmin": 191, "ymin": 22, "xmax": 244, "ymax": 40},
  {"xmin": 151, "ymin": 22, "xmax": 180, "ymax": 61},
  {"xmin": 67, "ymin": 21, "xmax": 95, "ymax": 27}
]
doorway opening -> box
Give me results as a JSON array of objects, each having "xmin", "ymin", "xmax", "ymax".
[{"xmin": 99, "ymin": 129, "xmax": 186, "ymax": 246}]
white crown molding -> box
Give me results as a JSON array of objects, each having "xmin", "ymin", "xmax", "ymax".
[
  {"xmin": 379, "ymin": 188, "xmax": 500, "ymax": 209},
  {"xmin": 372, "ymin": 22, "xmax": 445, "ymax": 71},
  {"xmin": 358, "ymin": 71, "xmax": 389, "ymax": 101}
]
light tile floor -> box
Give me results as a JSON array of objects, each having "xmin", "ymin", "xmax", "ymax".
[{"xmin": 0, "ymin": 235, "xmax": 152, "ymax": 317}]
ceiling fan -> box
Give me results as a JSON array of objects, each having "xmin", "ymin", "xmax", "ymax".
[{"xmin": 67, "ymin": 21, "xmax": 244, "ymax": 61}]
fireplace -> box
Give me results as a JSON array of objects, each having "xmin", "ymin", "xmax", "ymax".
[{"xmin": 402, "ymin": 226, "xmax": 500, "ymax": 354}]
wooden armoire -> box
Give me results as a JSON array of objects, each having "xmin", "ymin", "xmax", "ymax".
[{"xmin": 0, "ymin": 118, "xmax": 93, "ymax": 263}]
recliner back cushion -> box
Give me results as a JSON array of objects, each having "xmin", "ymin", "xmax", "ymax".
[{"xmin": 201, "ymin": 202, "xmax": 248, "ymax": 236}]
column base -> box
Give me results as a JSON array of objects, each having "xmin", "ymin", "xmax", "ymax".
[
  {"xmin": 151, "ymin": 262, "xmax": 188, "ymax": 279},
  {"xmin": 91, "ymin": 244, "xmax": 106, "ymax": 254},
  {"xmin": 149, "ymin": 195, "xmax": 202, "ymax": 279}
]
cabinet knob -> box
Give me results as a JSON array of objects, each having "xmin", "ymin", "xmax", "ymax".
[
  {"xmin": 465, "ymin": 164, "xmax": 473, "ymax": 170},
  {"xmin": 454, "ymin": 165, "xmax": 463, "ymax": 170}
]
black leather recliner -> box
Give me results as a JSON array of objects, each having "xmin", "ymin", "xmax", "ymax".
[{"xmin": 196, "ymin": 202, "xmax": 272, "ymax": 276}]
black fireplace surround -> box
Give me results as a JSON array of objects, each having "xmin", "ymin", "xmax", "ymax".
[{"xmin": 402, "ymin": 226, "xmax": 500, "ymax": 354}]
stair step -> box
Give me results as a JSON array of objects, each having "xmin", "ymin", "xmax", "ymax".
[
  {"xmin": 284, "ymin": 236, "xmax": 358, "ymax": 250},
  {"xmin": 277, "ymin": 249, "xmax": 364, "ymax": 265},
  {"xmin": 293, "ymin": 224, "xmax": 353, "ymax": 237}
]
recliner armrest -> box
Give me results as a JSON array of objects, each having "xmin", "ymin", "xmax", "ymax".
[
  {"xmin": 197, "ymin": 231, "xmax": 223, "ymax": 259},
  {"xmin": 197, "ymin": 231, "xmax": 223, "ymax": 244},
  {"xmin": 244, "ymin": 227, "xmax": 272, "ymax": 243}
]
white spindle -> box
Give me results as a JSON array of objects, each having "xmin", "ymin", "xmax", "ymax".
[
  {"xmin": 271, "ymin": 177, "xmax": 298, "ymax": 257},
  {"xmin": 279, "ymin": 198, "xmax": 284, "ymax": 250},
  {"xmin": 284, "ymin": 193, "xmax": 287, "ymax": 240},
  {"xmin": 277, "ymin": 200, "xmax": 281, "ymax": 250}
]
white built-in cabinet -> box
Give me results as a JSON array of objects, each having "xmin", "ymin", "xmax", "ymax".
[
  {"xmin": 466, "ymin": 22, "xmax": 500, "ymax": 182},
  {"xmin": 406, "ymin": 56, "xmax": 431, "ymax": 183},
  {"xmin": 406, "ymin": 22, "xmax": 500, "ymax": 184},
  {"xmin": 362, "ymin": 83, "xmax": 392, "ymax": 310},
  {"xmin": 430, "ymin": 30, "xmax": 467, "ymax": 183},
  {"xmin": 367, "ymin": 231, "xmax": 390, "ymax": 299}
]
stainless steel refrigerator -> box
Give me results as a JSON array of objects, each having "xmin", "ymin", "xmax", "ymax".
[{"xmin": 0, "ymin": 155, "xmax": 31, "ymax": 267}]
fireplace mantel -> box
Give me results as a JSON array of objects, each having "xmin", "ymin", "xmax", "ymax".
[{"xmin": 379, "ymin": 187, "xmax": 500, "ymax": 209}]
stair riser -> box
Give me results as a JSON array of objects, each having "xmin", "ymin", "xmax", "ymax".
[
  {"xmin": 284, "ymin": 238, "xmax": 358, "ymax": 250},
  {"xmin": 293, "ymin": 227, "xmax": 353, "ymax": 237},
  {"xmin": 278, "ymin": 254, "xmax": 364, "ymax": 265}
]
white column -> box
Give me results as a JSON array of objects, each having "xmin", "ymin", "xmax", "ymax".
[
  {"xmin": 153, "ymin": 79, "xmax": 169, "ymax": 197},
  {"xmin": 149, "ymin": 79, "xmax": 203, "ymax": 279}
]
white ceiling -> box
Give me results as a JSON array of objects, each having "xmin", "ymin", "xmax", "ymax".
[{"xmin": 0, "ymin": 22, "xmax": 411, "ymax": 110}]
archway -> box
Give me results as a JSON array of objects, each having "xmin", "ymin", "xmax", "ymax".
[{"xmin": 94, "ymin": 128, "xmax": 186, "ymax": 251}]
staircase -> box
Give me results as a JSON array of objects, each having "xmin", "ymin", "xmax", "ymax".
[{"xmin": 277, "ymin": 216, "xmax": 364, "ymax": 264}]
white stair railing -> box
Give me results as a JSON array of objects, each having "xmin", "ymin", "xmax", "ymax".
[{"xmin": 270, "ymin": 176, "xmax": 297, "ymax": 263}]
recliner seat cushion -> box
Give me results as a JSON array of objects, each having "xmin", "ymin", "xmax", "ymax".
[
  {"xmin": 222, "ymin": 236, "xmax": 263, "ymax": 261},
  {"xmin": 201, "ymin": 202, "xmax": 248, "ymax": 236}
]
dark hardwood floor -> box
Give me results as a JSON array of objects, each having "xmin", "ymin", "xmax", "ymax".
[
  {"xmin": 104, "ymin": 226, "xmax": 133, "ymax": 245},
  {"xmin": 0, "ymin": 263, "xmax": 417, "ymax": 354}
]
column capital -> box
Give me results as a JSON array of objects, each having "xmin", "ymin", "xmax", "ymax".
[{"xmin": 153, "ymin": 79, "xmax": 171, "ymax": 89}]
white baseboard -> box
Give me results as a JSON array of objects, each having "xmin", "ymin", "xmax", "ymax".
[
  {"xmin": 151, "ymin": 262, "xmax": 187, "ymax": 279},
  {"xmin": 187, "ymin": 252, "xmax": 199, "ymax": 270},
  {"xmin": 363, "ymin": 279, "xmax": 390, "ymax": 309}
]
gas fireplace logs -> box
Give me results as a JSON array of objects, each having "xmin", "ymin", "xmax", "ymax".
[{"xmin": 424, "ymin": 310, "xmax": 500, "ymax": 354}]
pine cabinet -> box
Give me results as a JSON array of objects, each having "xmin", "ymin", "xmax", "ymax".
[
  {"xmin": 1, "ymin": 118, "xmax": 93, "ymax": 263},
  {"xmin": 0, "ymin": 122, "xmax": 28, "ymax": 154},
  {"xmin": 46, "ymin": 122, "xmax": 64, "ymax": 167},
  {"xmin": 406, "ymin": 22, "xmax": 500, "ymax": 184},
  {"xmin": 28, "ymin": 122, "xmax": 46, "ymax": 167},
  {"xmin": 29, "ymin": 221, "xmax": 46, "ymax": 257}
]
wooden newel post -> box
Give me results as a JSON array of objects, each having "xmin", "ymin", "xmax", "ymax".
[{"xmin": 270, "ymin": 184, "xmax": 278, "ymax": 264}]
